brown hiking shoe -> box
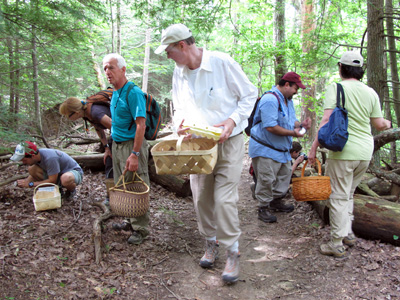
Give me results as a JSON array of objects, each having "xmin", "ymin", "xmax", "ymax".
[
  {"xmin": 343, "ymin": 234, "xmax": 356, "ymax": 247},
  {"xmin": 319, "ymin": 242, "xmax": 346, "ymax": 258}
]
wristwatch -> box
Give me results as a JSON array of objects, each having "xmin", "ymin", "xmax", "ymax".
[
  {"xmin": 132, "ymin": 151, "xmax": 140, "ymax": 157},
  {"xmin": 104, "ymin": 143, "xmax": 110, "ymax": 148},
  {"xmin": 29, "ymin": 182, "xmax": 34, "ymax": 187}
]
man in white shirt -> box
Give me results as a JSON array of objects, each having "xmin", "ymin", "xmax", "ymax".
[{"xmin": 155, "ymin": 24, "xmax": 257, "ymax": 283}]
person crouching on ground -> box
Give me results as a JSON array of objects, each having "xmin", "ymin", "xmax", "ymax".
[
  {"xmin": 59, "ymin": 96, "xmax": 113, "ymax": 204},
  {"xmin": 11, "ymin": 141, "xmax": 83, "ymax": 200}
]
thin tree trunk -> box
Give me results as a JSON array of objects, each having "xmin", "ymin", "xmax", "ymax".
[
  {"xmin": 367, "ymin": 0, "xmax": 385, "ymax": 167},
  {"xmin": 91, "ymin": 51, "xmax": 105, "ymax": 89},
  {"xmin": 142, "ymin": 27, "xmax": 151, "ymax": 93},
  {"xmin": 385, "ymin": 0, "xmax": 398, "ymax": 163},
  {"xmin": 116, "ymin": 0, "xmax": 121, "ymax": 54},
  {"xmin": 109, "ymin": 0, "xmax": 115, "ymax": 53},
  {"xmin": 31, "ymin": 23, "xmax": 43, "ymax": 136},
  {"xmin": 301, "ymin": 0, "xmax": 317, "ymax": 142},
  {"xmin": 274, "ymin": 0, "xmax": 286, "ymax": 84}
]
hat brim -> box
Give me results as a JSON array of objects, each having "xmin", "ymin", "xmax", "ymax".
[
  {"xmin": 154, "ymin": 44, "xmax": 168, "ymax": 55},
  {"xmin": 10, "ymin": 153, "xmax": 24, "ymax": 162},
  {"xmin": 297, "ymin": 82, "xmax": 306, "ymax": 89}
]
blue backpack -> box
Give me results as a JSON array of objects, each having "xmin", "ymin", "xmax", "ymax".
[
  {"xmin": 318, "ymin": 83, "xmax": 348, "ymax": 151},
  {"xmin": 126, "ymin": 82, "xmax": 162, "ymax": 140}
]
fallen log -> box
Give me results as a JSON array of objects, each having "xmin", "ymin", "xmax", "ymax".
[
  {"xmin": 148, "ymin": 157, "xmax": 192, "ymax": 197},
  {"xmin": 69, "ymin": 153, "xmax": 192, "ymax": 197},
  {"xmin": 310, "ymin": 194, "xmax": 400, "ymax": 246},
  {"xmin": 0, "ymin": 174, "xmax": 28, "ymax": 188},
  {"xmin": 71, "ymin": 153, "xmax": 105, "ymax": 172}
]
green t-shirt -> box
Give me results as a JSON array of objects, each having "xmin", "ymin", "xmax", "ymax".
[{"xmin": 323, "ymin": 80, "xmax": 383, "ymax": 160}]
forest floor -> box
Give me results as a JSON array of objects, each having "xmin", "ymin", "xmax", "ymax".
[{"xmin": 1, "ymin": 155, "xmax": 400, "ymax": 300}]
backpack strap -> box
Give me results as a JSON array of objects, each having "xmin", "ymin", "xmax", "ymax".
[
  {"xmin": 252, "ymin": 91, "xmax": 281, "ymax": 128},
  {"xmin": 336, "ymin": 83, "xmax": 345, "ymax": 109},
  {"xmin": 125, "ymin": 82, "xmax": 136, "ymax": 131}
]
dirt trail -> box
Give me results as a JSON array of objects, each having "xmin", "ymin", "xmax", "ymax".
[{"xmin": 0, "ymin": 157, "xmax": 399, "ymax": 299}]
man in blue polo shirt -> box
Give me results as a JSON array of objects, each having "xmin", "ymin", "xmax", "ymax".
[
  {"xmin": 102, "ymin": 53, "xmax": 150, "ymax": 245},
  {"xmin": 249, "ymin": 72, "xmax": 310, "ymax": 223}
]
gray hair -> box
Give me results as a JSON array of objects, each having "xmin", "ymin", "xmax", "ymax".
[{"xmin": 103, "ymin": 53, "xmax": 126, "ymax": 68}]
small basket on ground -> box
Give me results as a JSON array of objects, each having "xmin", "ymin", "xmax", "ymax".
[
  {"xmin": 109, "ymin": 172, "xmax": 149, "ymax": 217},
  {"xmin": 151, "ymin": 136, "xmax": 218, "ymax": 175},
  {"xmin": 292, "ymin": 158, "xmax": 331, "ymax": 202},
  {"xmin": 33, "ymin": 183, "xmax": 62, "ymax": 211}
]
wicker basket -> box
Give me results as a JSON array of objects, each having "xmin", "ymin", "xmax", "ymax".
[
  {"xmin": 109, "ymin": 172, "xmax": 149, "ymax": 217},
  {"xmin": 292, "ymin": 158, "xmax": 331, "ymax": 202},
  {"xmin": 33, "ymin": 183, "xmax": 62, "ymax": 211},
  {"xmin": 151, "ymin": 136, "xmax": 218, "ymax": 175}
]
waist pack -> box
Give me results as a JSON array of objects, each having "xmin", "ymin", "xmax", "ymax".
[
  {"xmin": 244, "ymin": 91, "xmax": 280, "ymax": 136},
  {"xmin": 126, "ymin": 83, "xmax": 162, "ymax": 140},
  {"xmin": 318, "ymin": 83, "xmax": 348, "ymax": 151}
]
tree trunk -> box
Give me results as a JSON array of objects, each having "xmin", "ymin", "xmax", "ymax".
[
  {"xmin": 31, "ymin": 15, "xmax": 43, "ymax": 137},
  {"xmin": 142, "ymin": 26, "xmax": 151, "ymax": 93},
  {"xmin": 367, "ymin": 0, "xmax": 385, "ymax": 167},
  {"xmin": 91, "ymin": 51, "xmax": 105, "ymax": 90},
  {"xmin": 310, "ymin": 194, "xmax": 400, "ymax": 246},
  {"xmin": 273, "ymin": 0, "xmax": 286, "ymax": 84},
  {"xmin": 385, "ymin": 0, "xmax": 399, "ymax": 163},
  {"xmin": 301, "ymin": 0, "xmax": 317, "ymax": 142},
  {"xmin": 109, "ymin": 0, "xmax": 115, "ymax": 53},
  {"xmin": 116, "ymin": 0, "xmax": 121, "ymax": 54}
]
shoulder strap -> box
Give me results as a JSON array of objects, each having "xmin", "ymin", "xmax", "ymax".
[
  {"xmin": 336, "ymin": 83, "xmax": 345, "ymax": 109},
  {"xmin": 252, "ymin": 91, "xmax": 282, "ymax": 127},
  {"xmin": 125, "ymin": 82, "xmax": 136, "ymax": 131}
]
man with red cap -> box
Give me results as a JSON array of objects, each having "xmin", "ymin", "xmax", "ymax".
[
  {"xmin": 248, "ymin": 72, "xmax": 311, "ymax": 223},
  {"xmin": 11, "ymin": 141, "xmax": 83, "ymax": 200}
]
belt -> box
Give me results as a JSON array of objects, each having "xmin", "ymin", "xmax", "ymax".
[{"xmin": 250, "ymin": 135, "xmax": 289, "ymax": 153}]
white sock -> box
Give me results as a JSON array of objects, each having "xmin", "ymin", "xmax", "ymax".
[
  {"xmin": 227, "ymin": 241, "xmax": 239, "ymax": 253},
  {"xmin": 206, "ymin": 236, "xmax": 217, "ymax": 242}
]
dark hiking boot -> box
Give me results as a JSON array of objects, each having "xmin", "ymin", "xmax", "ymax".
[
  {"xmin": 127, "ymin": 231, "xmax": 145, "ymax": 245},
  {"xmin": 269, "ymin": 198, "xmax": 294, "ymax": 213},
  {"xmin": 258, "ymin": 207, "xmax": 277, "ymax": 223},
  {"xmin": 112, "ymin": 221, "xmax": 132, "ymax": 231}
]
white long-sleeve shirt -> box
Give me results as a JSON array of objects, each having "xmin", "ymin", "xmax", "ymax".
[{"xmin": 172, "ymin": 48, "xmax": 258, "ymax": 136}]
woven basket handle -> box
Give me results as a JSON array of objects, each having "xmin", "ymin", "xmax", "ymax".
[
  {"xmin": 115, "ymin": 170, "xmax": 130, "ymax": 190},
  {"xmin": 301, "ymin": 158, "xmax": 322, "ymax": 177},
  {"xmin": 115, "ymin": 171, "xmax": 147, "ymax": 191},
  {"xmin": 176, "ymin": 135, "xmax": 185, "ymax": 152},
  {"xmin": 34, "ymin": 182, "xmax": 58, "ymax": 194}
]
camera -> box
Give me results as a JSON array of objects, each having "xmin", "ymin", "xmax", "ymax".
[{"xmin": 299, "ymin": 152, "xmax": 308, "ymax": 160}]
